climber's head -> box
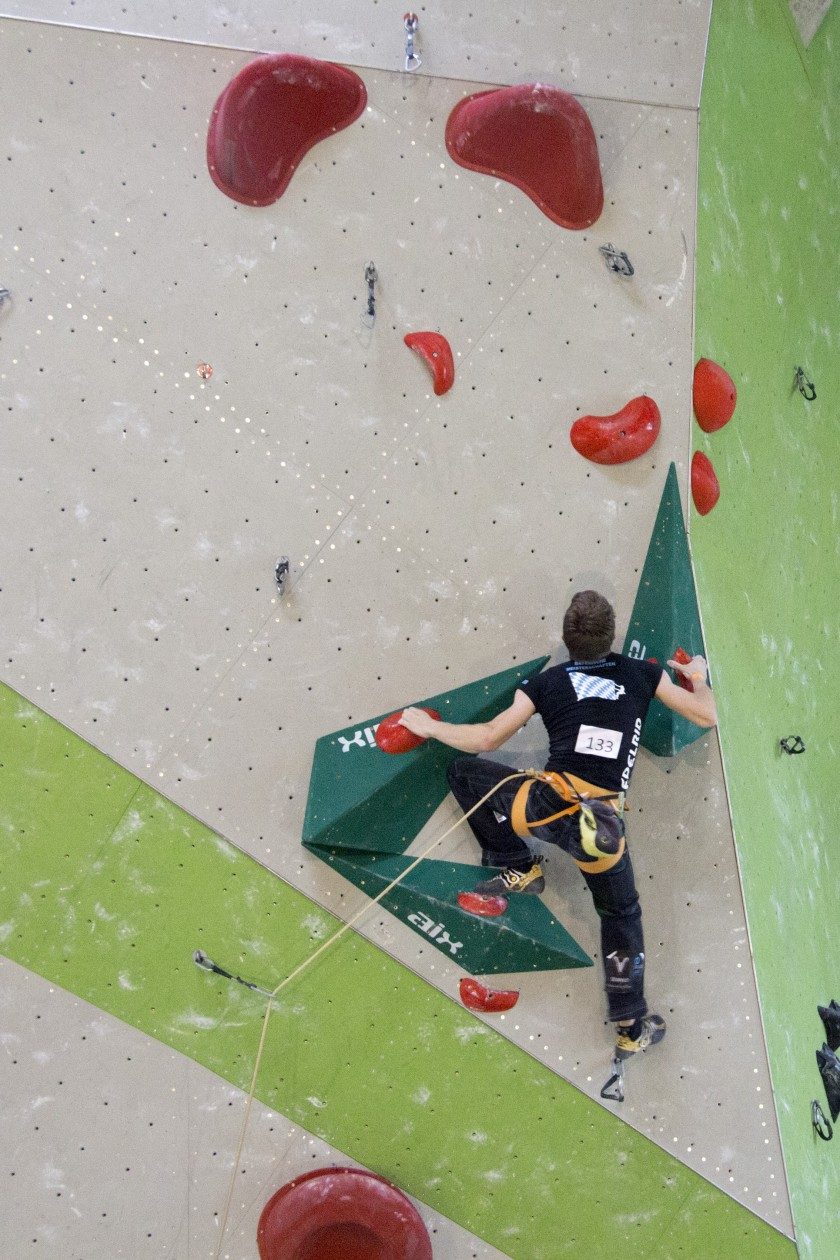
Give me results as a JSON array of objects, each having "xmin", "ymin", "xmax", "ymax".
[{"xmin": 563, "ymin": 590, "xmax": 615, "ymax": 662}]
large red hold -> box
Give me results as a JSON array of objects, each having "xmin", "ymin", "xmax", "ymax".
[
  {"xmin": 445, "ymin": 84, "xmax": 603, "ymax": 229},
  {"xmin": 375, "ymin": 708, "xmax": 441, "ymax": 755},
  {"xmin": 570, "ymin": 396, "xmax": 661, "ymax": 465},
  {"xmin": 459, "ymin": 978, "xmax": 519, "ymax": 1013},
  {"xmin": 258, "ymin": 1166, "xmax": 432, "ymax": 1260},
  {"xmin": 691, "ymin": 451, "xmax": 720, "ymax": 515},
  {"xmin": 207, "ymin": 54, "xmax": 367, "ymax": 206},
  {"xmin": 693, "ymin": 359, "xmax": 737, "ymax": 432},
  {"xmin": 404, "ymin": 332, "xmax": 455, "ymax": 396}
]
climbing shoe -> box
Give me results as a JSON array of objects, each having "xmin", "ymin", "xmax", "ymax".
[
  {"xmin": 615, "ymin": 1014, "xmax": 667, "ymax": 1061},
  {"xmin": 473, "ymin": 863, "xmax": 545, "ymax": 896}
]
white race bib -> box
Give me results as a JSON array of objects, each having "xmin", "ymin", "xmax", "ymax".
[{"xmin": 574, "ymin": 725, "xmax": 623, "ymax": 759}]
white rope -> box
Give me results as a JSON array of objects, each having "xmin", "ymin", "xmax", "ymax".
[{"xmin": 213, "ymin": 769, "xmax": 530, "ymax": 1258}]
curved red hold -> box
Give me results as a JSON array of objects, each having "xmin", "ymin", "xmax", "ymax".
[
  {"xmin": 691, "ymin": 451, "xmax": 720, "ymax": 515},
  {"xmin": 404, "ymin": 332, "xmax": 455, "ymax": 396},
  {"xmin": 693, "ymin": 359, "xmax": 737, "ymax": 433},
  {"xmin": 374, "ymin": 708, "xmax": 441, "ymax": 755},
  {"xmin": 459, "ymin": 978, "xmax": 519, "ymax": 1013},
  {"xmin": 457, "ymin": 891, "xmax": 508, "ymax": 917},
  {"xmin": 257, "ymin": 1166, "xmax": 432, "ymax": 1260},
  {"xmin": 445, "ymin": 84, "xmax": 603, "ymax": 229},
  {"xmin": 207, "ymin": 54, "xmax": 367, "ymax": 206},
  {"xmin": 570, "ymin": 395, "xmax": 661, "ymax": 465},
  {"xmin": 671, "ymin": 646, "xmax": 695, "ymax": 693}
]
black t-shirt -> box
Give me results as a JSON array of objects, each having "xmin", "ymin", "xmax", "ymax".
[{"xmin": 518, "ymin": 653, "xmax": 663, "ymax": 792}]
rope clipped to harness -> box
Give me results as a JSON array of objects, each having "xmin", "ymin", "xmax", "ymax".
[{"xmin": 510, "ymin": 768, "xmax": 626, "ymax": 872}]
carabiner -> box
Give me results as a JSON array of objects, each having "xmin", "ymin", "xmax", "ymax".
[
  {"xmin": 598, "ymin": 243, "xmax": 634, "ymax": 278},
  {"xmin": 404, "ymin": 12, "xmax": 422, "ymax": 70}
]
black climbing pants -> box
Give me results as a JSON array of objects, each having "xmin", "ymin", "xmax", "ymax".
[{"xmin": 447, "ymin": 755, "xmax": 647, "ymax": 1023}]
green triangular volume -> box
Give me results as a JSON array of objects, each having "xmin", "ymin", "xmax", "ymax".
[
  {"xmin": 302, "ymin": 657, "xmax": 549, "ymax": 855},
  {"xmin": 622, "ymin": 463, "xmax": 706, "ymax": 756},
  {"xmin": 305, "ymin": 846, "xmax": 592, "ymax": 975}
]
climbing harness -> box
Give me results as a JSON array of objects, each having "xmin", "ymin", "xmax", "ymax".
[
  {"xmin": 403, "ymin": 13, "xmax": 422, "ymax": 70},
  {"xmin": 510, "ymin": 768, "xmax": 626, "ymax": 872},
  {"xmin": 598, "ymin": 243, "xmax": 634, "ymax": 277}
]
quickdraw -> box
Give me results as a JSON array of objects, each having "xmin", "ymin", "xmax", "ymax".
[
  {"xmin": 812, "ymin": 1099, "xmax": 833, "ymax": 1141},
  {"xmin": 600, "ymin": 1057, "xmax": 625, "ymax": 1102}
]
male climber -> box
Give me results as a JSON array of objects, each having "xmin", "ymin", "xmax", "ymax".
[{"xmin": 399, "ymin": 589, "xmax": 717, "ymax": 1063}]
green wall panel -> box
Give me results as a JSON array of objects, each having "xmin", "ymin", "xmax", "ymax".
[
  {"xmin": 695, "ymin": 2, "xmax": 840, "ymax": 1257},
  {"xmin": 0, "ymin": 683, "xmax": 795, "ymax": 1259}
]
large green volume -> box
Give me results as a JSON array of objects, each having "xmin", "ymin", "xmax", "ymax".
[{"xmin": 623, "ymin": 464, "xmax": 706, "ymax": 756}]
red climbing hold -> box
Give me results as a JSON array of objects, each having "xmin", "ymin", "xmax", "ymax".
[
  {"xmin": 459, "ymin": 977, "xmax": 519, "ymax": 1013},
  {"xmin": 445, "ymin": 84, "xmax": 603, "ymax": 229},
  {"xmin": 375, "ymin": 708, "xmax": 441, "ymax": 755},
  {"xmin": 404, "ymin": 332, "xmax": 455, "ymax": 396},
  {"xmin": 457, "ymin": 891, "xmax": 509, "ymax": 917},
  {"xmin": 691, "ymin": 451, "xmax": 720, "ymax": 515},
  {"xmin": 671, "ymin": 647, "xmax": 695, "ymax": 693},
  {"xmin": 693, "ymin": 359, "xmax": 737, "ymax": 432},
  {"xmin": 257, "ymin": 1166, "xmax": 432, "ymax": 1260},
  {"xmin": 570, "ymin": 395, "xmax": 661, "ymax": 465},
  {"xmin": 207, "ymin": 54, "xmax": 367, "ymax": 206}
]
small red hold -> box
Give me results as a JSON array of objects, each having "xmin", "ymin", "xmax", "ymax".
[
  {"xmin": 570, "ymin": 395, "xmax": 661, "ymax": 465},
  {"xmin": 691, "ymin": 450, "xmax": 720, "ymax": 515},
  {"xmin": 196, "ymin": 362, "xmax": 213, "ymax": 380},
  {"xmin": 207, "ymin": 54, "xmax": 367, "ymax": 206},
  {"xmin": 693, "ymin": 359, "xmax": 737, "ymax": 432},
  {"xmin": 459, "ymin": 978, "xmax": 519, "ymax": 1013},
  {"xmin": 404, "ymin": 332, "xmax": 455, "ymax": 396},
  {"xmin": 374, "ymin": 708, "xmax": 441, "ymax": 754},
  {"xmin": 457, "ymin": 891, "xmax": 508, "ymax": 917},
  {"xmin": 671, "ymin": 647, "xmax": 694, "ymax": 692}
]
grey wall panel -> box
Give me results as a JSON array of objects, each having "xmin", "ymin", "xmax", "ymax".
[{"xmin": 0, "ymin": 0, "xmax": 713, "ymax": 108}]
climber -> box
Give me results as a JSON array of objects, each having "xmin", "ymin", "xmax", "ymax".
[{"xmin": 399, "ymin": 589, "xmax": 717, "ymax": 1062}]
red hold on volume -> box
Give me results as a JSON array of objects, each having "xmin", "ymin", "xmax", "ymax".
[
  {"xmin": 404, "ymin": 332, "xmax": 455, "ymax": 396},
  {"xmin": 671, "ymin": 647, "xmax": 695, "ymax": 693},
  {"xmin": 374, "ymin": 708, "xmax": 441, "ymax": 754},
  {"xmin": 570, "ymin": 395, "xmax": 661, "ymax": 465},
  {"xmin": 457, "ymin": 891, "xmax": 509, "ymax": 917}
]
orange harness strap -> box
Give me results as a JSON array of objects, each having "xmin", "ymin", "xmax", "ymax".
[{"xmin": 510, "ymin": 769, "xmax": 626, "ymax": 874}]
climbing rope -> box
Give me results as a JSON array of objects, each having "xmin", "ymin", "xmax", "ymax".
[{"xmin": 213, "ymin": 768, "xmax": 530, "ymax": 1258}]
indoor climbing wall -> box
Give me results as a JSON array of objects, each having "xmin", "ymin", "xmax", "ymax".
[{"xmin": 0, "ymin": 0, "xmax": 819, "ymax": 1256}]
